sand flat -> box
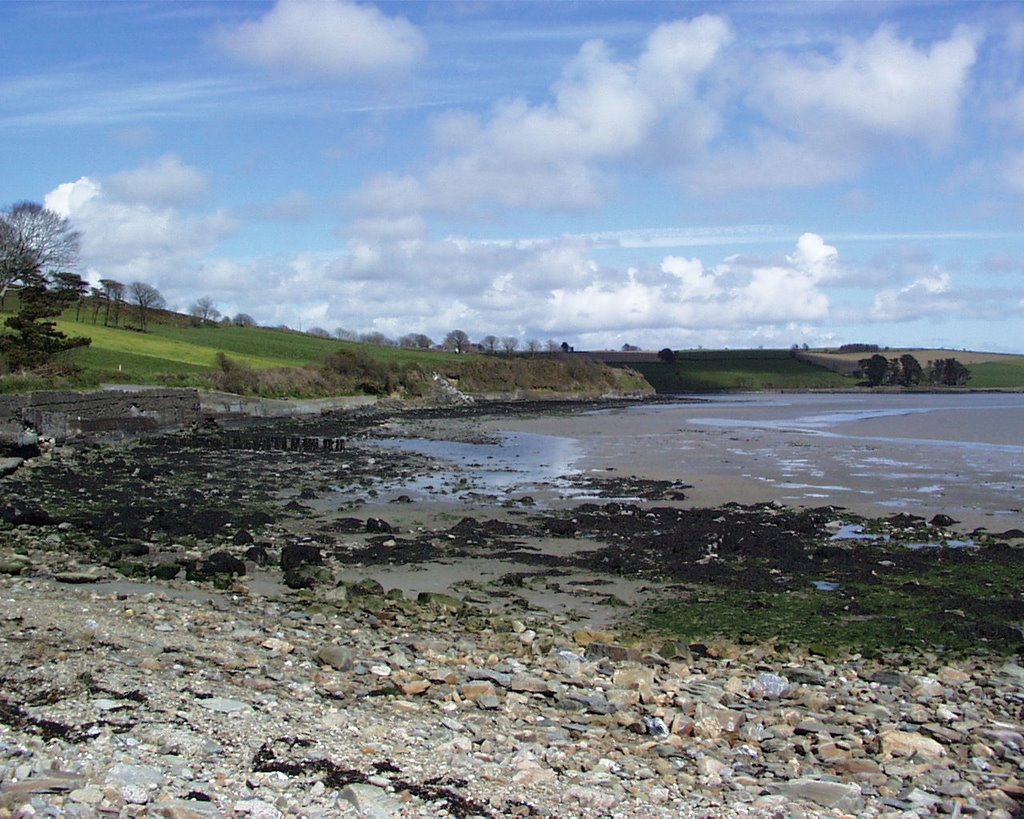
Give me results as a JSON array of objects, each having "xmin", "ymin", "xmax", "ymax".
[{"xmin": 478, "ymin": 392, "xmax": 1024, "ymax": 531}]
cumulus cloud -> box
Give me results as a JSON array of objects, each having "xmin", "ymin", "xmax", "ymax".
[
  {"xmin": 107, "ymin": 154, "xmax": 208, "ymax": 207},
  {"xmin": 44, "ymin": 176, "xmax": 237, "ymax": 293},
  {"xmin": 754, "ymin": 25, "xmax": 978, "ymax": 147},
  {"xmin": 686, "ymin": 24, "xmax": 978, "ymax": 194},
  {"xmin": 216, "ymin": 0, "xmax": 426, "ymax": 79},
  {"xmin": 391, "ymin": 14, "xmax": 733, "ymax": 213},
  {"xmin": 252, "ymin": 231, "xmax": 837, "ymax": 343},
  {"xmin": 870, "ymin": 269, "xmax": 958, "ymax": 321}
]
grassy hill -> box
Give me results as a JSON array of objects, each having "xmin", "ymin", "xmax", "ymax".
[
  {"xmin": 624, "ymin": 349, "xmax": 856, "ymax": 392},
  {"xmin": 794, "ymin": 348, "xmax": 1024, "ymax": 390},
  {"xmin": 0, "ymin": 304, "xmax": 650, "ymax": 398},
  {"xmin": 3, "ymin": 298, "xmax": 1022, "ymax": 395},
  {"xmin": 612, "ymin": 348, "xmax": 1024, "ymax": 392}
]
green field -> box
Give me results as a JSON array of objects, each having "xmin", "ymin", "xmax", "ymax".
[
  {"xmin": 628, "ymin": 349, "xmax": 857, "ymax": 392},
  {"xmin": 1, "ymin": 305, "xmax": 648, "ymax": 397},
  {"xmin": 0, "ymin": 307, "xmax": 464, "ymax": 393},
  {"xmin": 5, "ymin": 301, "xmax": 1023, "ymax": 395},
  {"xmin": 962, "ymin": 360, "xmax": 1024, "ymax": 388}
]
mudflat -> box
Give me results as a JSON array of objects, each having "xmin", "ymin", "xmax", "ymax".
[
  {"xmin": 484, "ymin": 392, "xmax": 1024, "ymax": 533},
  {"xmin": 2, "ymin": 396, "xmax": 1024, "ymax": 817}
]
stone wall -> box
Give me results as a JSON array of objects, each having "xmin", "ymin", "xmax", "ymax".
[{"xmin": 0, "ymin": 388, "xmax": 202, "ymax": 445}]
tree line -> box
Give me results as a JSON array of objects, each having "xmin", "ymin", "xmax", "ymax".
[{"xmin": 857, "ymin": 352, "xmax": 970, "ymax": 387}]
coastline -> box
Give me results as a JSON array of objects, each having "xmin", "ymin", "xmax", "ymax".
[
  {"xmin": 479, "ymin": 393, "xmax": 1024, "ymax": 534},
  {"xmin": 2, "ymin": 396, "xmax": 1024, "ymax": 816}
]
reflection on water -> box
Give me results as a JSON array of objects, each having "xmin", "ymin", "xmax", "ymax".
[{"xmin": 367, "ymin": 431, "xmax": 582, "ymax": 503}]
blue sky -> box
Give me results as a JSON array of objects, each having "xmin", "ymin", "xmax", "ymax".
[{"xmin": 3, "ymin": 1, "xmax": 1024, "ymax": 352}]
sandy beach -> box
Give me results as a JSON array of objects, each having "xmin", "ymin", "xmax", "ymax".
[
  {"xmin": 476, "ymin": 393, "xmax": 1024, "ymax": 533},
  {"xmin": 3, "ymin": 396, "xmax": 1024, "ymax": 817}
]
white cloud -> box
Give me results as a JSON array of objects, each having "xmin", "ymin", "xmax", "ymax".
[
  {"xmin": 410, "ymin": 14, "xmax": 732, "ymax": 213},
  {"xmin": 44, "ymin": 176, "xmax": 237, "ymax": 291},
  {"xmin": 787, "ymin": 232, "xmax": 840, "ymax": 280},
  {"xmin": 107, "ymin": 154, "xmax": 208, "ymax": 207},
  {"xmin": 688, "ymin": 25, "xmax": 978, "ymax": 194},
  {"xmin": 753, "ymin": 25, "xmax": 978, "ymax": 147},
  {"xmin": 216, "ymin": 0, "xmax": 426, "ymax": 79},
  {"xmin": 870, "ymin": 269, "xmax": 959, "ymax": 321}
]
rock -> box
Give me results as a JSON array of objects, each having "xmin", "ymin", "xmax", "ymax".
[
  {"xmin": 153, "ymin": 799, "xmax": 225, "ymax": 818},
  {"xmin": 0, "ymin": 556, "xmax": 30, "ymax": 575},
  {"xmin": 279, "ymin": 543, "xmax": 322, "ymax": 571},
  {"xmin": 416, "ymin": 591, "xmax": 463, "ymax": 610},
  {"xmin": 233, "ymin": 798, "xmax": 283, "ymax": 818},
  {"xmin": 315, "ymin": 644, "xmax": 354, "ymax": 671},
  {"xmin": 69, "ymin": 785, "xmax": 104, "ymax": 804},
  {"xmin": 750, "ymin": 672, "xmax": 790, "ymax": 698},
  {"xmin": 193, "ymin": 551, "xmax": 246, "ymax": 579},
  {"xmin": 778, "ymin": 778, "xmax": 864, "ymax": 812},
  {"xmin": 340, "ymin": 783, "xmax": 403, "ymax": 818},
  {"xmin": 196, "ymin": 697, "xmax": 250, "ymax": 713},
  {"xmin": 106, "ymin": 763, "xmax": 164, "ymax": 804},
  {"xmin": 879, "ymin": 729, "xmax": 946, "ymax": 759},
  {"xmin": 509, "ymin": 673, "xmax": 554, "ymax": 695},
  {"xmin": 0, "ymin": 457, "xmax": 23, "ymax": 477},
  {"xmin": 55, "ymin": 568, "xmax": 110, "ymax": 584},
  {"xmin": 937, "ymin": 665, "xmax": 971, "ymax": 686}
]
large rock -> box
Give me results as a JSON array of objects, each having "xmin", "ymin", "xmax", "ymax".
[
  {"xmin": 280, "ymin": 543, "xmax": 322, "ymax": 571},
  {"xmin": 880, "ymin": 729, "xmax": 946, "ymax": 759},
  {"xmin": 0, "ymin": 457, "xmax": 23, "ymax": 477},
  {"xmin": 778, "ymin": 778, "xmax": 864, "ymax": 812}
]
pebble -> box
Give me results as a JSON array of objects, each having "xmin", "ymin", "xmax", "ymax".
[{"xmin": 2, "ymin": 566, "xmax": 1023, "ymax": 818}]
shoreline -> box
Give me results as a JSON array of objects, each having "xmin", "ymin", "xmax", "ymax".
[
  {"xmin": 2, "ymin": 398, "xmax": 1024, "ymax": 816},
  {"xmin": 476, "ymin": 393, "xmax": 1024, "ymax": 534}
]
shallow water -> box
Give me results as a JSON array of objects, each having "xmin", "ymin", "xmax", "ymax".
[{"xmin": 483, "ymin": 392, "xmax": 1024, "ymax": 530}]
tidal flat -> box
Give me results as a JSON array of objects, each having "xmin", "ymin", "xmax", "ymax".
[{"xmin": 2, "ymin": 395, "xmax": 1024, "ymax": 816}]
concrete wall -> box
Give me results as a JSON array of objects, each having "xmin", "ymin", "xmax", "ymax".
[{"xmin": 0, "ymin": 387, "xmax": 202, "ymax": 443}]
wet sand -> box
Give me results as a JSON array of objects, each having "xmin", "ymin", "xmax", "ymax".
[{"xmin": 477, "ymin": 393, "xmax": 1024, "ymax": 533}]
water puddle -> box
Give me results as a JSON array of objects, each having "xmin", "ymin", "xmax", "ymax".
[
  {"xmin": 830, "ymin": 523, "xmax": 889, "ymax": 542},
  {"xmin": 365, "ymin": 432, "xmax": 583, "ymax": 504},
  {"xmin": 903, "ymin": 539, "xmax": 977, "ymax": 550}
]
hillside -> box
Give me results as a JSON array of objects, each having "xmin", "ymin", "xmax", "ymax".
[
  {"xmin": 4, "ymin": 298, "xmax": 1023, "ymax": 394},
  {"xmin": 0, "ymin": 306, "xmax": 650, "ymax": 398},
  {"xmin": 794, "ymin": 348, "xmax": 1024, "ymax": 389},
  {"xmin": 618, "ymin": 349, "xmax": 856, "ymax": 392}
]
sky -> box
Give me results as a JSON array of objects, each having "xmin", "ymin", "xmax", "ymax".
[{"xmin": 3, "ymin": 0, "xmax": 1024, "ymax": 353}]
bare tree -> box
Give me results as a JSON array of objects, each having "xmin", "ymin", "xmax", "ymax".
[
  {"xmin": 335, "ymin": 327, "xmax": 358, "ymax": 341},
  {"xmin": 480, "ymin": 334, "xmax": 498, "ymax": 354},
  {"xmin": 546, "ymin": 339, "xmax": 561, "ymax": 353},
  {"xmin": 444, "ymin": 329, "xmax": 471, "ymax": 354},
  {"xmin": 128, "ymin": 281, "xmax": 165, "ymax": 332},
  {"xmin": 307, "ymin": 326, "xmax": 332, "ymax": 338},
  {"xmin": 500, "ymin": 336, "xmax": 519, "ymax": 356},
  {"xmin": 233, "ymin": 313, "xmax": 257, "ymax": 327},
  {"xmin": 0, "ymin": 202, "xmax": 81, "ymax": 306},
  {"xmin": 189, "ymin": 296, "xmax": 221, "ymax": 324},
  {"xmin": 525, "ymin": 339, "xmax": 541, "ymax": 355}
]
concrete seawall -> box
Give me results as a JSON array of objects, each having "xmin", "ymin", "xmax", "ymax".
[
  {"xmin": 0, "ymin": 387, "xmax": 202, "ymax": 446},
  {"xmin": 0, "ymin": 386, "xmax": 378, "ymax": 449}
]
